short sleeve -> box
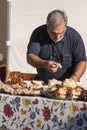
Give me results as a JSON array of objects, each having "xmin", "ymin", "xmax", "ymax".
[
  {"xmin": 27, "ymin": 41, "xmax": 40, "ymax": 56},
  {"xmin": 72, "ymin": 34, "xmax": 86, "ymax": 62},
  {"xmin": 27, "ymin": 29, "xmax": 41, "ymax": 56}
]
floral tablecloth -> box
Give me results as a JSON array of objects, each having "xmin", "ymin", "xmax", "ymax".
[{"xmin": 0, "ymin": 93, "xmax": 87, "ymax": 130}]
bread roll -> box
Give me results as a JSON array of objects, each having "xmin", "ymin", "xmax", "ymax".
[
  {"xmin": 2, "ymin": 84, "xmax": 14, "ymax": 94},
  {"xmin": 30, "ymin": 90, "xmax": 41, "ymax": 95},
  {"xmin": 49, "ymin": 85, "xmax": 58, "ymax": 92},
  {"xmin": 14, "ymin": 88, "xmax": 24, "ymax": 95},
  {"xmin": 48, "ymin": 78, "xmax": 62, "ymax": 86},
  {"xmin": 56, "ymin": 94, "xmax": 66, "ymax": 99},
  {"xmin": 63, "ymin": 78, "xmax": 76, "ymax": 88},
  {"xmin": 31, "ymin": 80, "xmax": 45, "ymax": 85},
  {"xmin": 71, "ymin": 87, "xmax": 82, "ymax": 96},
  {"xmin": 57, "ymin": 87, "xmax": 67, "ymax": 95},
  {"xmin": 31, "ymin": 80, "xmax": 46, "ymax": 89}
]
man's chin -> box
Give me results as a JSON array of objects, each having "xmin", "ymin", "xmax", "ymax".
[
  {"xmin": 53, "ymin": 39, "xmax": 60, "ymax": 43},
  {"xmin": 54, "ymin": 37, "xmax": 63, "ymax": 43},
  {"xmin": 51, "ymin": 39, "xmax": 58, "ymax": 43}
]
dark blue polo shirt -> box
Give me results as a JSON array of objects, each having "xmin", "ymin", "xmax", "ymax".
[{"xmin": 27, "ymin": 24, "xmax": 86, "ymax": 82}]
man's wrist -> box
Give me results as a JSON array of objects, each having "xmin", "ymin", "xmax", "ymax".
[
  {"xmin": 42, "ymin": 60, "xmax": 47, "ymax": 68},
  {"xmin": 71, "ymin": 73, "xmax": 80, "ymax": 82}
]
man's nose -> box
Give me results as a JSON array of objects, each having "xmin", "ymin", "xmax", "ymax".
[{"xmin": 55, "ymin": 34, "xmax": 60, "ymax": 39}]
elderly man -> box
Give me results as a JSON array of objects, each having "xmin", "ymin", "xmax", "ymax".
[{"xmin": 27, "ymin": 9, "xmax": 86, "ymax": 83}]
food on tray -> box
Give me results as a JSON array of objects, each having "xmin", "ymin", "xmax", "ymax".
[
  {"xmin": 49, "ymin": 85, "xmax": 59, "ymax": 92},
  {"xmin": 72, "ymin": 87, "xmax": 82, "ymax": 96},
  {"xmin": 42, "ymin": 78, "xmax": 87, "ymax": 100},
  {"xmin": 29, "ymin": 89, "xmax": 41, "ymax": 95},
  {"xmin": 10, "ymin": 71, "xmax": 24, "ymax": 84},
  {"xmin": 11, "ymin": 84, "xmax": 22, "ymax": 89},
  {"xmin": 14, "ymin": 88, "xmax": 24, "ymax": 95},
  {"xmin": 48, "ymin": 78, "xmax": 62, "ymax": 86},
  {"xmin": 55, "ymin": 87, "xmax": 68, "ymax": 99},
  {"xmin": 56, "ymin": 93, "xmax": 66, "ymax": 99},
  {"xmin": 1, "ymin": 84, "xmax": 14, "ymax": 94},
  {"xmin": 0, "ymin": 75, "xmax": 87, "ymax": 101},
  {"xmin": 57, "ymin": 87, "xmax": 68, "ymax": 95},
  {"xmin": 31, "ymin": 80, "xmax": 46, "ymax": 89},
  {"xmin": 9, "ymin": 71, "xmax": 27, "ymax": 88},
  {"xmin": 31, "ymin": 80, "xmax": 46, "ymax": 88},
  {"xmin": 31, "ymin": 80, "xmax": 45, "ymax": 85},
  {"xmin": 71, "ymin": 87, "xmax": 83, "ymax": 99},
  {"xmin": 62, "ymin": 78, "xmax": 77, "ymax": 88},
  {"xmin": 81, "ymin": 90, "xmax": 87, "ymax": 100},
  {"xmin": 14, "ymin": 88, "xmax": 41, "ymax": 95}
]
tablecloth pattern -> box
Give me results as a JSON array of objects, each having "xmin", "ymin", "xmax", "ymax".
[{"xmin": 0, "ymin": 93, "xmax": 87, "ymax": 130}]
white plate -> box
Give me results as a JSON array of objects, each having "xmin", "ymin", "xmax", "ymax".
[{"xmin": 76, "ymin": 82, "xmax": 87, "ymax": 91}]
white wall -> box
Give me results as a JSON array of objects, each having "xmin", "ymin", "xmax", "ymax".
[{"xmin": 9, "ymin": 0, "xmax": 87, "ymax": 82}]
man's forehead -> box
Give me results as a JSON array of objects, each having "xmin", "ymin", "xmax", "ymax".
[{"xmin": 48, "ymin": 21, "xmax": 65, "ymax": 31}]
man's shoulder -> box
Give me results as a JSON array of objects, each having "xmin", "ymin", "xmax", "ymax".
[
  {"xmin": 66, "ymin": 26, "xmax": 83, "ymax": 41},
  {"xmin": 67, "ymin": 26, "xmax": 80, "ymax": 35},
  {"xmin": 33, "ymin": 24, "xmax": 47, "ymax": 33},
  {"xmin": 30, "ymin": 24, "xmax": 48, "ymax": 42}
]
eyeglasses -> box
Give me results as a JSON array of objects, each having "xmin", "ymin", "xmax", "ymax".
[{"xmin": 48, "ymin": 26, "xmax": 66, "ymax": 43}]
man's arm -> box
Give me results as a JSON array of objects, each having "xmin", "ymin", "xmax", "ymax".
[
  {"xmin": 70, "ymin": 61, "xmax": 86, "ymax": 82},
  {"xmin": 27, "ymin": 54, "xmax": 61, "ymax": 73},
  {"xmin": 27, "ymin": 54, "xmax": 46, "ymax": 68}
]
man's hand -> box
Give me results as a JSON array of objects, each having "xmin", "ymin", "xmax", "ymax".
[
  {"xmin": 44, "ymin": 60, "xmax": 62, "ymax": 73},
  {"xmin": 70, "ymin": 61, "xmax": 86, "ymax": 82},
  {"xmin": 27, "ymin": 54, "xmax": 62, "ymax": 72}
]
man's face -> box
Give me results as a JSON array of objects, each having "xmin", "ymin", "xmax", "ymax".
[{"xmin": 47, "ymin": 21, "xmax": 66, "ymax": 43}]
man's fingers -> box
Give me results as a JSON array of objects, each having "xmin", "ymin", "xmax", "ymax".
[{"xmin": 58, "ymin": 63, "xmax": 62, "ymax": 69}]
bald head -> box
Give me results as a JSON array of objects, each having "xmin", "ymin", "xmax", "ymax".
[{"xmin": 47, "ymin": 10, "xmax": 68, "ymax": 28}]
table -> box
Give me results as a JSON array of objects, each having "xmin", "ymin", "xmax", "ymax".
[{"xmin": 0, "ymin": 93, "xmax": 87, "ymax": 130}]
